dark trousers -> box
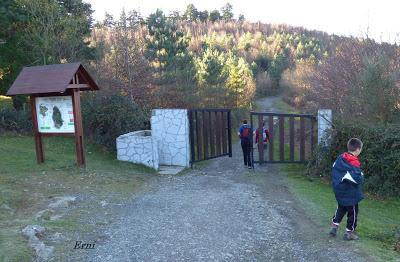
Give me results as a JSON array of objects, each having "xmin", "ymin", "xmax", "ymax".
[
  {"xmin": 332, "ymin": 204, "xmax": 359, "ymax": 231},
  {"xmin": 241, "ymin": 139, "xmax": 252, "ymax": 167}
]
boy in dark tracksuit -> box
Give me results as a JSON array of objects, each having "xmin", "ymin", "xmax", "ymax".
[
  {"xmin": 238, "ymin": 120, "xmax": 253, "ymax": 169},
  {"xmin": 329, "ymin": 138, "xmax": 364, "ymax": 240}
]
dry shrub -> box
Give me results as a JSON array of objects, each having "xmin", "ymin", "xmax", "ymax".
[
  {"xmin": 305, "ymin": 39, "xmax": 400, "ymax": 122},
  {"xmin": 281, "ymin": 61, "xmax": 315, "ymax": 109},
  {"xmin": 255, "ymin": 72, "xmax": 274, "ymax": 96}
]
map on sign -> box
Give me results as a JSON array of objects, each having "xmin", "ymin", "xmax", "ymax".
[{"xmin": 36, "ymin": 96, "xmax": 75, "ymax": 133}]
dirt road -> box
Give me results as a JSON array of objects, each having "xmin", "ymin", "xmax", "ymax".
[{"xmin": 81, "ymin": 97, "xmax": 369, "ymax": 261}]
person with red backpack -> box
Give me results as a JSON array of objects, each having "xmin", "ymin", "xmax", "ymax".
[
  {"xmin": 238, "ymin": 120, "xmax": 253, "ymax": 169},
  {"xmin": 255, "ymin": 121, "xmax": 270, "ymax": 152}
]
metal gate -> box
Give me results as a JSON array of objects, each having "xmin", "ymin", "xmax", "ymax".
[
  {"xmin": 250, "ymin": 112, "xmax": 317, "ymax": 164},
  {"xmin": 188, "ymin": 109, "xmax": 232, "ymax": 166}
]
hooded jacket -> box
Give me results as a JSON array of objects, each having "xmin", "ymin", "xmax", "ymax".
[{"xmin": 332, "ymin": 153, "xmax": 364, "ymax": 206}]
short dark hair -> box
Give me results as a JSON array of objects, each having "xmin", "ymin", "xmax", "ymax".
[
  {"xmin": 347, "ymin": 138, "xmax": 363, "ymax": 152},
  {"xmin": 243, "ymin": 119, "xmax": 248, "ymax": 124}
]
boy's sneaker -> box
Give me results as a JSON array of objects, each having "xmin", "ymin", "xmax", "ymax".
[
  {"xmin": 248, "ymin": 166, "xmax": 252, "ymax": 169},
  {"xmin": 343, "ymin": 231, "xmax": 359, "ymax": 240},
  {"xmin": 329, "ymin": 226, "xmax": 338, "ymax": 237}
]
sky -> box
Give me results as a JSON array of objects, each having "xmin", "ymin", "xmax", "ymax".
[{"xmin": 86, "ymin": 0, "xmax": 400, "ymax": 43}]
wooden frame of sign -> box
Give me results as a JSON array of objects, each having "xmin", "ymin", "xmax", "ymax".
[{"xmin": 6, "ymin": 63, "xmax": 99, "ymax": 167}]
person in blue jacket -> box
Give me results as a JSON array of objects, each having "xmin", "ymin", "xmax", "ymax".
[
  {"xmin": 329, "ymin": 138, "xmax": 364, "ymax": 240},
  {"xmin": 238, "ymin": 120, "xmax": 253, "ymax": 169}
]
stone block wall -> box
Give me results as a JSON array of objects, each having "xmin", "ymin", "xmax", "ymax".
[
  {"xmin": 151, "ymin": 109, "xmax": 190, "ymax": 167},
  {"xmin": 116, "ymin": 130, "xmax": 159, "ymax": 169}
]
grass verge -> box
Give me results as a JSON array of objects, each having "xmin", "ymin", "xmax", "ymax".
[
  {"xmin": 283, "ymin": 164, "xmax": 400, "ymax": 262},
  {"xmin": 272, "ymin": 98, "xmax": 300, "ymax": 114},
  {"xmin": 0, "ymin": 95, "xmax": 13, "ymax": 109}
]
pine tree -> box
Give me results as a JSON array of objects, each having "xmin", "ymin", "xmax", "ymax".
[
  {"xmin": 221, "ymin": 3, "xmax": 234, "ymax": 21},
  {"xmin": 145, "ymin": 9, "xmax": 191, "ymax": 80},
  {"xmin": 194, "ymin": 48, "xmax": 227, "ymax": 106},
  {"xmin": 184, "ymin": 4, "xmax": 198, "ymax": 22},
  {"xmin": 209, "ymin": 10, "xmax": 221, "ymax": 22},
  {"xmin": 224, "ymin": 52, "xmax": 255, "ymax": 107}
]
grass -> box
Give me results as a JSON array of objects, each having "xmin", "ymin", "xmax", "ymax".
[
  {"xmin": 0, "ymin": 95, "xmax": 13, "ymax": 109},
  {"xmin": 0, "ymin": 135, "xmax": 155, "ymax": 261},
  {"xmin": 284, "ymin": 164, "xmax": 400, "ymax": 262},
  {"xmin": 264, "ymin": 98, "xmax": 400, "ymax": 260},
  {"xmin": 272, "ymin": 98, "xmax": 300, "ymax": 114}
]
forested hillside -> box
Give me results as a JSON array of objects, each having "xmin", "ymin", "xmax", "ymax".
[
  {"xmin": 90, "ymin": 6, "xmax": 340, "ymax": 109},
  {"xmin": 0, "ymin": 1, "xmax": 348, "ymax": 109}
]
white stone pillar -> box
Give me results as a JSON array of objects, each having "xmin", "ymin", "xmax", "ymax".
[
  {"xmin": 151, "ymin": 109, "xmax": 190, "ymax": 167},
  {"xmin": 318, "ymin": 109, "xmax": 332, "ymax": 146}
]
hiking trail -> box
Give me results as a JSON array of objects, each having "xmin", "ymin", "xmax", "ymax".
[{"xmin": 83, "ymin": 97, "xmax": 369, "ymax": 262}]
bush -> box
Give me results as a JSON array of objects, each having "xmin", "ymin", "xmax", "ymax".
[
  {"xmin": 255, "ymin": 72, "xmax": 274, "ymax": 96},
  {"xmin": 0, "ymin": 108, "xmax": 32, "ymax": 134},
  {"xmin": 308, "ymin": 121, "xmax": 400, "ymax": 197},
  {"xmin": 81, "ymin": 90, "xmax": 150, "ymax": 152}
]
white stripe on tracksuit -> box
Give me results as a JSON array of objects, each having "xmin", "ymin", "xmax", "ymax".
[{"xmin": 332, "ymin": 206, "xmax": 340, "ymax": 226}]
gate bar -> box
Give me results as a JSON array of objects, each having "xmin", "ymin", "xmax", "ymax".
[
  {"xmin": 227, "ymin": 111, "xmax": 232, "ymax": 157},
  {"xmin": 289, "ymin": 117, "xmax": 295, "ymax": 161},
  {"xmin": 268, "ymin": 115, "xmax": 274, "ymax": 162},
  {"xmin": 250, "ymin": 111, "xmax": 317, "ymax": 164},
  {"xmin": 189, "ymin": 109, "xmax": 232, "ymax": 166},
  {"xmin": 300, "ymin": 117, "xmax": 305, "ymax": 162},
  {"xmin": 251, "ymin": 112, "xmax": 315, "ymax": 118},
  {"xmin": 189, "ymin": 110, "xmax": 195, "ymax": 167},
  {"xmin": 279, "ymin": 116, "xmax": 284, "ymax": 161},
  {"xmin": 258, "ymin": 115, "xmax": 264, "ymax": 164}
]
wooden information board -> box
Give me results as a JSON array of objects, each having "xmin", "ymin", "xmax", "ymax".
[{"xmin": 6, "ymin": 63, "xmax": 99, "ymax": 167}]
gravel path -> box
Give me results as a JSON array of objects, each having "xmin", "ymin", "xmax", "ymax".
[
  {"xmin": 85, "ymin": 97, "xmax": 369, "ymax": 262},
  {"xmin": 254, "ymin": 96, "xmax": 281, "ymax": 112},
  {"xmin": 86, "ymin": 146, "xmax": 368, "ymax": 262}
]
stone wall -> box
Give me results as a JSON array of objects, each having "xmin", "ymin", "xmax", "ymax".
[
  {"xmin": 116, "ymin": 130, "xmax": 159, "ymax": 169},
  {"xmin": 151, "ymin": 109, "xmax": 190, "ymax": 167}
]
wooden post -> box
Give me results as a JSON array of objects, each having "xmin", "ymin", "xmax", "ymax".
[
  {"xmin": 289, "ymin": 117, "xmax": 295, "ymax": 161},
  {"xmin": 258, "ymin": 115, "xmax": 264, "ymax": 164},
  {"xmin": 268, "ymin": 115, "xmax": 274, "ymax": 162},
  {"xmin": 279, "ymin": 116, "xmax": 285, "ymax": 161},
  {"xmin": 250, "ymin": 113, "xmax": 254, "ymax": 168},
  {"xmin": 195, "ymin": 111, "xmax": 201, "ymax": 160},
  {"xmin": 72, "ymin": 77, "xmax": 85, "ymax": 167},
  {"xmin": 215, "ymin": 112, "xmax": 221, "ymax": 156},
  {"xmin": 30, "ymin": 95, "xmax": 44, "ymax": 163},
  {"xmin": 227, "ymin": 110, "xmax": 232, "ymax": 158},
  {"xmin": 188, "ymin": 110, "xmax": 195, "ymax": 167},
  {"xmin": 209, "ymin": 111, "xmax": 215, "ymax": 157},
  {"xmin": 300, "ymin": 117, "xmax": 305, "ymax": 162},
  {"xmin": 310, "ymin": 118, "xmax": 315, "ymax": 156},
  {"xmin": 202, "ymin": 111, "xmax": 208, "ymax": 159},
  {"xmin": 222, "ymin": 112, "xmax": 227, "ymax": 154}
]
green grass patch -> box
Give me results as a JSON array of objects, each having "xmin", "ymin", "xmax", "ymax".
[
  {"xmin": 0, "ymin": 135, "xmax": 155, "ymax": 261},
  {"xmin": 0, "ymin": 95, "xmax": 13, "ymax": 109},
  {"xmin": 0, "ymin": 233, "xmax": 33, "ymax": 262},
  {"xmin": 283, "ymin": 164, "xmax": 400, "ymax": 261},
  {"xmin": 43, "ymin": 217, "xmax": 79, "ymax": 232},
  {"xmin": 272, "ymin": 98, "xmax": 300, "ymax": 114}
]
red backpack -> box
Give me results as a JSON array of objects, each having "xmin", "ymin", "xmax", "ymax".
[{"xmin": 241, "ymin": 126, "xmax": 251, "ymax": 140}]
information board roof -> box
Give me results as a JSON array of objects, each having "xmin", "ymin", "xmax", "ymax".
[{"xmin": 6, "ymin": 63, "xmax": 99, "ymax": 96}]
